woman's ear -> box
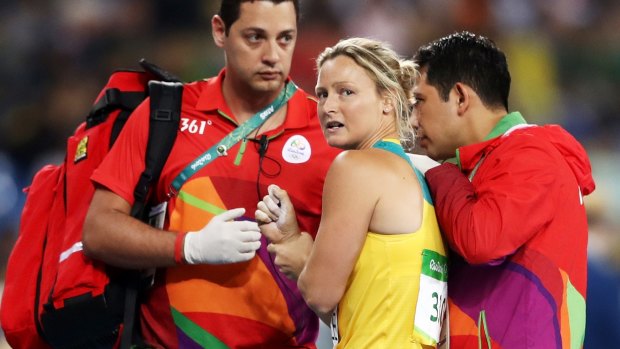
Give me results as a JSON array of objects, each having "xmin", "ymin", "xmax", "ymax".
[{"xmin": 381, "ymin": 94, "xmax": 394, "ymax": 115}]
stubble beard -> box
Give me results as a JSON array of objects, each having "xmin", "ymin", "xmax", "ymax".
[{"xmin": 251, "ymin": 76, "xmax": 284, "ymax": 95}]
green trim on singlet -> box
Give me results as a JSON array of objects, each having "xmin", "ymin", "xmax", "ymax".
[{"xmin": 372, "ymin": 139, "xmax": 433, "ymax": 203}]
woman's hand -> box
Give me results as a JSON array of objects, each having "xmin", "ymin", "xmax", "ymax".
[
  {"xmin": 256, "ymin": 184, "xmax": 312, "ymax": 280},
  {"xmin": 267, "ymin": 232, "xmax": 313, "ymax": 280},
  {"xmin": 255, "ymin": 184, "xmax": 301, "ymax": 243}
]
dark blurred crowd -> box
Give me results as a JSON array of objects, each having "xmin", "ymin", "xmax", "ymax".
[{"xmin": 1, "ymin": 0, "xmax": 619, "ymax": 347}]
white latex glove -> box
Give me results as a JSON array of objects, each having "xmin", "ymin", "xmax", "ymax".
[
  {"xmin": 183, "ymin": 208, "xmax": 261, "ymax": 264},
  {"xmin": 408, "ymin": 153, "xmax": 441, "ymax": 175}
]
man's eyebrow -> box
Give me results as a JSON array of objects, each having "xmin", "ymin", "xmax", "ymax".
[
  {"xmin": 241, "ymin": 28, "xmax": 296, "ymax": 36},
  {"xmin": 242, "ymin": 27, "xmax": 266, "ymax": 33}
]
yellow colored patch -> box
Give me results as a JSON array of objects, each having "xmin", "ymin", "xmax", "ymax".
[{"xmin": 74, "ymin": 136, "xmax": 88, "ymax": 163}]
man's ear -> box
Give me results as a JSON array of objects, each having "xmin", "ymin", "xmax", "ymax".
[
  {"xmin": 454, "ymin": 82, "xmax": 470, "ymax": 116},
  {"xmin": 212, "ymin": 15, "xmax": 226, "ymax": 48}
]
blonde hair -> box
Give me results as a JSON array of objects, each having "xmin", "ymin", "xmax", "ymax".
[{"xmin": 317, "ymin": 37, "xmax": 418, "ymax": 148}]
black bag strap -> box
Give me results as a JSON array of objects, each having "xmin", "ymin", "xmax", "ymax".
[
  {"xmin": 87, "ymin": 90, "xmax": 147, "ymax": 129},
  {"xmin": 109, "ymin": 61, "xmax": 182, "ymax": 148},
  {"xmin": 139, "ymin": 58, "xmax": 182, "ymax": 83},
  {"xmin": 87, "ymin": 59, "xmax": 181, "ymax": 131},
  {"xmin": 131, "ymin": 81, "xmax": 183, "ymax": 217},
  {"xmin": 120, "ymin": 81, "xmax": 183, "ymax": 349}
]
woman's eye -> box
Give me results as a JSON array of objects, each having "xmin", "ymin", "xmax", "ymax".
[{"xmin": 341, "ymin": 89, "xmax": 353, "ymax": 96}]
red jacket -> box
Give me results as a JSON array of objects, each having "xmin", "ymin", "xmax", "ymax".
[{"xmin": 426, "ymin": 112, "xmax": 595, "ymax": 348}]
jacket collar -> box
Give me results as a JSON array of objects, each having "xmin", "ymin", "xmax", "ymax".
[
  {"xmin": 456, "ymin": 111, "xmax": 529, "ymax": 172},
  {"xmin": 195, "ymin": 69, "xmax": 310, "ymax": 132}
]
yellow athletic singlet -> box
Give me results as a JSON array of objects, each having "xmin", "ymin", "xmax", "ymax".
[{"xmin": 333, "ymin": 140, "xmax": 448, "ymax": 348}]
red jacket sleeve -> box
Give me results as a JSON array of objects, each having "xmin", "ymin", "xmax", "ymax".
[{"xmin": 425, "ymin": 140, "xmax": 559, "ymax": 265}]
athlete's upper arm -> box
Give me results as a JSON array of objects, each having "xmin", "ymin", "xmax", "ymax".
[{"xmin": 298, "ymin": 151, "xmax": 379, "ymax": 313}]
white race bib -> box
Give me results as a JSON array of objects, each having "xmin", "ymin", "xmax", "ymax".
[{"xmin": 413, "ymin": 249, "xmax": 448, "ymax": 344}]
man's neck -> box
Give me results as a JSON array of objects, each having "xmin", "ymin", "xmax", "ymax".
[
  {"xmin": 470, "ymin": 108, "xmax": 507, "ymax": 144},
  {"xmin": 222, "ymin": 77, "xmax": 285, "ymax": 124},
  {"xmin": 220, "ymin": 76, "xmax": 289, "ymax": 135}
]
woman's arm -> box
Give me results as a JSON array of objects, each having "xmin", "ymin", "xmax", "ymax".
[{"xmin": 297, "ymin": 151, "xmax": 379, "ymax": 318}]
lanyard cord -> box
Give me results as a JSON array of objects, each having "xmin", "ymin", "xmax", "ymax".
[{"xmin": 168, "ymin": 82, "xmax": 297, "ymax": 196}]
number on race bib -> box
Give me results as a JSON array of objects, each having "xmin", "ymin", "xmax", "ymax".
[
  {"xmin": 430, "ymin": 291, "xmax": 447, "ymax": 323},
  {"xmin": 413, "ymin": 249, "xmax": 448, "ymax": 345}
]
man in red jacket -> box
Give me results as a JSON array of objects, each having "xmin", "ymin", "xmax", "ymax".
[{"xmin": 411, "ymin": 31, "xmax": 595, "ymax": 348}]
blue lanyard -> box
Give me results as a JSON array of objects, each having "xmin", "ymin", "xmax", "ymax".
[{"xmin": 168, "ymin": 82, "xmax": 298, "ymax": 196}]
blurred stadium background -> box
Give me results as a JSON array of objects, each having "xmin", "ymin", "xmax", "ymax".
[{"xmin": 1, "ymin": 1, "xmax": 619, "ymax": 348}]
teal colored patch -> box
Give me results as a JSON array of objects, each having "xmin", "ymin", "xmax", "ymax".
[
  {"xmin": 413, "ymin": 167, "xmax": 433, "ymax": 204},
  {"xmin": 373, "ymin": 140, "xmax": 433, "ymax": 203}
]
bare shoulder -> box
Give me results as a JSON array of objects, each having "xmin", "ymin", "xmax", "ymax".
[{"xmin": 327, "ymin": 149, "xmax": 388, "ymax": 183}]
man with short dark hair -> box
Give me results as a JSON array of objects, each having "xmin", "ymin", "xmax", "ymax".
[
  {"xmin": 412, "ymin": 31, "xmax": 595, "ymax": 348},
  {"xmin": 84, "ymin": 1, "xmax": 339, "ymax": 347}
]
